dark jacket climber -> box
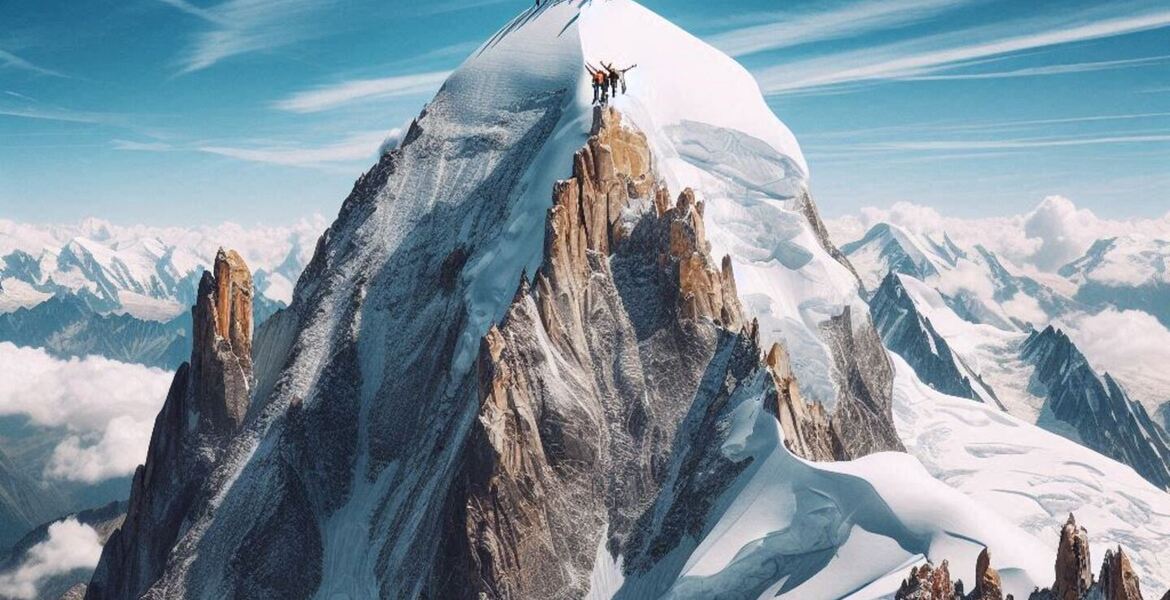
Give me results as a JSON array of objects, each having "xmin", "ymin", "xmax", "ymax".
[{"xmin": 605, "ymin": 63, "xmax": 637, "ymax": 94}]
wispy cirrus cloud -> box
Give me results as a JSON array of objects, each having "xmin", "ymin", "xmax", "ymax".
[
  {"xmin": 197, "ymin": 130, "xmax": 391, "ymax": 168},
  {"xmin": 273, "ymin": 70, "xmax": 451, "ymax": 113},
  {"xmin": 0, "ymin": 49, "xmax": 65, "ymax": 78},
  {"xmin": 155, "ymin": 0, "xmax": 227, "ymax": 25},
  {"xmin": 902, "ymin": 53, "xmax": 1170, "ymax": 81},
  {"xmin": 758, "ymin": 6, "xmax": 1170, "ymax": 94},
  {"xmin": 157, "ymin": 0, "xmax": 497, "ymax": 74},
  {"xmin": 707, "ymin": 0, "xmax": 972, "ymax": 58},
  {"xmin": 157, "ymin": 0, "xmax": 330, "ymax": 74},
  {"xmin": 854, "ymin": 133, "xmax": 1170, "ymax": 151}
]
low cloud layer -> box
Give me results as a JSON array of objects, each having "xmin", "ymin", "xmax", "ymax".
[
  {"xmin": 0, "ymin": 343, "xmax": 172, "ymax": 483},
  {"xmin": 827, "ymin": 196, "xmax": 1170, "ymax": 275},
  {"xmin": 0, "ymin": 518, "xmax": 103, "ymax": 599},
  {"xmin": 1059, "ymin": 309, "xmax": 1170, "ymax": 382}
]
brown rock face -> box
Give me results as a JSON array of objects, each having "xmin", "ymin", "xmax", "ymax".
[
  {"xmin": 86, "ymin": 249, "xmax": 256, "ymax": 600},
  {"xmin": 1054, "ymin": 514, "xmax": 1094, "ymax": 600},
  {"xmin": 1098, "ymin": 547, "xmax": 1143, "ymax": 600},
  {"xmin": 765, "ymin": 343, "xmax": 841, "ymax": 461},
  {"xmin": 213, "ymin": 248, "xmax": 253, "ymax": 361},
  {"xmin": 972, "ymin": 547, "xmax": 1005, "ymax": 600},
  {"xmin": 192, "ymin": 248, "xmax": 254, "ymax": 432}
]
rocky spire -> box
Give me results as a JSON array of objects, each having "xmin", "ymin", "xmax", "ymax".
[
  {"xmin": 191, "ymin": 248, "xmax": 254, "ymax": 432},
  {"xmin": 972, "ymin": 547, "xmax": 1005, "ymax": 600},
  {"xmin": 1053, "ymin": 514, "xmax": 1094, "ymax": 600},
  {"xmin": 86, "ymin": 249, "xmax": 255, "ymax": 600},
  {"xmin": 765, "ymin": 342, "xmax": 841, "ymax": 461},
  {"xmin": 1097, "ymin": 546, "xmax": 1143, "ymax": 600}
]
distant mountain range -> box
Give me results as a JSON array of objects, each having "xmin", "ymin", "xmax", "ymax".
[
  {"xmin": 846, "ymin": 223, "xmax": 1170, "ymax": 490},
  {"xmin": 0, "ymin": 217, "xmax": 322, "ymax": 321}
]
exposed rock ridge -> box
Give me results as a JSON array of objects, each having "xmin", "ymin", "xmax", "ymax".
[
  {"xmin": 441, "ymin": 106, "xmax": 909, "ymax": 599},
  {"xmin": 86, "ymin": 250, "xmax": 256, "ymax": 600},
  {"xmin": 1022, "ymin": 326, "xmax": 1170, "ymax": 490},
  {"xmin": 895, "ymin": 547, "xmax": 1007, "ymax": 600},
  {"xmin": 444, "ymin": 105, "xmax": 751, "ymax": 599}
]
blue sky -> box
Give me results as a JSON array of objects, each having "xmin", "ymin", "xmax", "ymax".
[{"xmin": 0, "ymin": 0, "xmax": 1167, "ymax": 226}]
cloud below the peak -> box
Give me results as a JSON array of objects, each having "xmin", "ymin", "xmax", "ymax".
[
  {"xmin": 0, "ymin": 518, "xmax": 103, "ymax": 599},
  {"xmin": 0, "ymin": 343, "xmax": 172, "ymax": 483}
]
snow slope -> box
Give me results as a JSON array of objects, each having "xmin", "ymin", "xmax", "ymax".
[{"xmin": 616, "ymin": 368, "xmax": 1053, "ymax": 599}]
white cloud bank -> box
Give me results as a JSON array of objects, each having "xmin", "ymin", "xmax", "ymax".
[
  {"xmin": 0, "ymin": 518, "xmax": 103, "ymax": 599},
  {"xmin": 827, "ymin": 196, "xmax": 1170, "ymax": 275},
  {"xmin": 0, "ymin": 343, "xmax": 172, "ymax": 483},
  {"xmin": 1059, "ymin": 309, "xmax": 1170, "ymax": 380}
]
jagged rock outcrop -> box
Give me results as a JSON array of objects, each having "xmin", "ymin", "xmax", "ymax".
[
  {"xmin": 906, "ymin": 514, "xmax": 1165, "ymax": 600},
  {"xmin": 896, "ymin": 560, "xmax": 957, "ymax": 600},
  {"xmin": 86, "ymin": 250, "xmax": 255, "ymax": 600},
  {"xmin": 443, "ymin": 106, "xmax": 753, "ymax": 599},
  {"xmin": 818, "ymin": 303, "xmax": 906, "ymax": 458},
  {"xmin": 895, "ymin": 548, "xmax": 1005, "ymax": 600},
  {"xmin": 1022, "ymin": 327, "xmax": 1170, "ymax": 490},
  {"xmin": 765, "ymin": 342, "xmax": 842, "ymax": 461},
  {"xmin": 972, "ymin": 548, "xmax": 1006, "ymax": 600},
  {"xmin": 1098, "ymin": 547, "xmax": 1143, "ymax": 600},
  {"xmin": 1053, "ymin": 514, "xmax": 1094, "ymax": 600}
]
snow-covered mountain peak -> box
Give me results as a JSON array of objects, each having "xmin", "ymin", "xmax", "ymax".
[{"xmin": 1060, "ymin": 234, "xmax": 1169, "ymax": 287}]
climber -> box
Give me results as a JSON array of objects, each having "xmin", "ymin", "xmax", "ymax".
[
  {"xmin": 586, "ymin": 63, "xmax": 609, "ymax": 105},
  {"xmin": 603, "ymin": 62, "xmax": 637, "ymax": 95}
]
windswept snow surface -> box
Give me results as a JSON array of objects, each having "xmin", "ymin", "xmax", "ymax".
[
  {"xmin": 619, "ymin": 370, "xmax": 1050, "ymax": 600},
  {"xmin": 893, "ymin": 355, "xmax": 1170, "ymax": 594}
]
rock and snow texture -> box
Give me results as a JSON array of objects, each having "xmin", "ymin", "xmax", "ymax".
[
  {"xmin": 1021, "ymin": 326, "xmax": 1170, "ymax": 490},
  {"xmin": 870, "ymin": 272, "xmax": 999, "ymax": 406},
  {"xmin": 894, "ymin": 355, "xmax": 1170, "ymax": 595},
  {"xmin": 81, "ymin": 1, "xmax": 1170, "ymax": 599}
]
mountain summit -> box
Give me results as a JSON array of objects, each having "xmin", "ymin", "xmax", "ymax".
[{"xmin": 82, "ymin": 2, "xmax": 1170, "ymax": 599}]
